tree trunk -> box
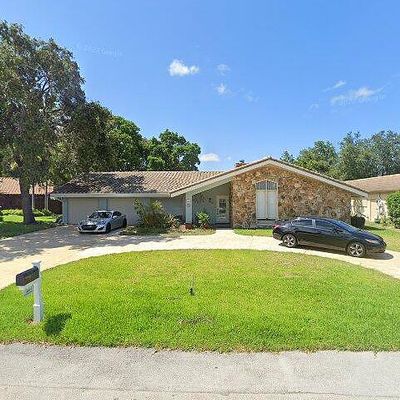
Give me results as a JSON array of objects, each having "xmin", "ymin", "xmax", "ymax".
[{"xmin": 19, "ymin": 179, "xmax": 36, "ymax": 224}]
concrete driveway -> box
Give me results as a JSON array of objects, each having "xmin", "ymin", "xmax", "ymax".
[{"xmin": 1, "ymin": 226, "xmax": 400, "ymax": 289}]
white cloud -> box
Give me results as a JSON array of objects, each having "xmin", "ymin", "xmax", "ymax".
[
  {"xmin": 168, "ymin": 59, "xmax": 199, "ymax": 76},
  {"xmin": 324, "ymin": 80, "xmax": 347, "ymax": 92},
  {"xmin": 244, "ymin": 92, "xmax": 259, "ymax": 103},
  {"xmin": 330, "ymin": 86, "xmax": 383, "ymax": 106},
  {"xmin": 217, "ymin": 64, "xmax": 230, "ymax": 75},
  {"xmin": 199, "ymin": 153, "xmax": 221, "ymax": 162},
  {"xmin": 216, "ymin": 83, "xmax": 229, "ymax": 95},
  {"xmin": 309, "ymin": 103, "xmax": 319, "ymax": 111}
]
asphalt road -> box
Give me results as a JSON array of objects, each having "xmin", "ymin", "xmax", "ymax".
[{"xmin": 1, "ymin": 344, "xmax": 400, "ymax": 399}]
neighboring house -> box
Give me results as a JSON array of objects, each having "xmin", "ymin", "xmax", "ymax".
[
  {"xmin": 347, "ymin": 174, "xmax": 400, "ymax": 221},
  {"xmin": 52, "ymin": 157, "xmax": 366, "ymax": 227},
  {"xmin": 0, "ymin": 177, "xmax": 62, "ymax": 214}
]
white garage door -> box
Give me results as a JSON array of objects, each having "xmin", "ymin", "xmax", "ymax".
[
  {"xmin": 108, "ymin": 198, "xmax": 137, "ymax": 225},
  {"xmin": 68, "ymin": 198, "xmax": 99, "ymax": 224}
]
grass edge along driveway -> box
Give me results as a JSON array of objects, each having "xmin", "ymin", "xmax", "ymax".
[
  {"xmin": 1, "ymin": 249, "xmax": 400, "ymax": 352},
  {"xmin": 0, "ymin": 214, "xmax": 57, "ymax": 239}
]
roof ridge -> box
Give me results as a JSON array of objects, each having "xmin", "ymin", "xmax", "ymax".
[
  {"xmin": 347, "ymin": 173, "xmax": 400, "ymax": 182},
  {"xmin": 86, "ymin": 170, "xmax": 224, "ymax": 174}
]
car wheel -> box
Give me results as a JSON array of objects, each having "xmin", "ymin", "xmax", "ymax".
[
  {"xmin": 347, "ymin": 241, "xmax": 366, "ymax": 258},
  {"xmin": 282, "ymin": 233, "xmax": 297, "ymax": 248},
  {"xmin": 105, "ymin": 223, "xmax": 111, "ymax": 234},
  {"xmin": 122, "ymin": 219, "xmax": 127, "ymax": 228}
]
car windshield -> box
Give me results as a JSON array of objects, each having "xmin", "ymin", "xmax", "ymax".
[
  {"xmin": 89, "ymin": 211, "xmax": 111, "ymax": 219},
  {"xmin": 333, "ymin": 220, "xmax": 359, "ymax": 232}
]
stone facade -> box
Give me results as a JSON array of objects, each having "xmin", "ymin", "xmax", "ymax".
[{"xmin": 231, "ymin": 165, "xmax": 352, "ymax": 227}]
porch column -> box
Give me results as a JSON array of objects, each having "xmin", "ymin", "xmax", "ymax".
[
  {"xmin": 185, "ymin": 193, "xmax": 193, "ymax": 224},
  {"xmin": 44, "ymin": 182, "xmax": 49, "ymax": 210}
]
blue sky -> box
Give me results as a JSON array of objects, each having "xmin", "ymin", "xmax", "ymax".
[{"xmin": 2, "ymin": 0, "xmax": 400, "ymax": 170}]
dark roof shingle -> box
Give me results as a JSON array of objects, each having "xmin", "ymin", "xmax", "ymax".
[{"xmin": 53, "ymin": 171, "xmax": 223, "ymax": 194}]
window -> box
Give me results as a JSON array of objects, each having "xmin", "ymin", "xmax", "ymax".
[
  {"xmin": 291, "ymin": 218, "xmax": 313, "ymax": 227},
  {"xmin": 256, "ymin": 181, "xmax": 266, "ymax": 190},
  {"xmin": 267, "ymin": 181, "xmax": 277, "ymax": 190},
  {"xmin": 315, "ymin": 220, "xmax": 335, "ymax": 230},
  {"xmin": 256, "ymin": 180, "xmax": 277, "ymax": 190},
  {"xmin": 113, "ymin": 211, "xmax": 122, "ymax": 217}
]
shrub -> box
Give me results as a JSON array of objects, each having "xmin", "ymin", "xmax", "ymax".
[
  {"xmin": 133, "ymin": 200, "xmax": 179, "ymax": 229},
  {"xmin": 196, "ymin": 211, "xmax": 211, "ymax": 229},
  {"xmin": 0, "ymin": 207, "xmax": 3, "ymax": 223},
  {"xmin": 387, "ymin": 192, "xmax": 400, "ymax": 228}
]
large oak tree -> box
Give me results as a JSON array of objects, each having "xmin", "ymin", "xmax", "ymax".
[{"xmin": 0, "ymin": 21, "xmax": 84, "ymax": 223}]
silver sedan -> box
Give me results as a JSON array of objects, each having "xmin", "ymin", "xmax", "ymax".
[{"xmin": 78, "ymin": 210, "xmax": 127, "ymax": 233}]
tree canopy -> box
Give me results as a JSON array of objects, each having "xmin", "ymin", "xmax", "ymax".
[
  {"xmin": 0, "ymin": 21, "xmax": 84, "ymax": 222},
  {"xmin": 145, "ymin": 130, "xmax": 200, "ymax": 171},
  {"xmin": 0, "ymin": 21, "xmax": 202, "ymax": 223},
  {"xmin": 281, "ymin": 131, "xmax": 400, "ymax": 180}
]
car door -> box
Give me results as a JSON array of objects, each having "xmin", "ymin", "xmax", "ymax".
[
  {"xmin": 291, "ymin": 218, "xmax": 318, "ymax": 245},
  {"xmin": 112, "ymin": 211, "xmax": 122, "ymax": 228},
  {"xmin": 313, "ymin": 220, "xmax": 350, "ymax": 250}
]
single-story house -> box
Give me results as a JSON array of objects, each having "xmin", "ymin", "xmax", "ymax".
[
  {"xmin": 0, "ymin": 177, "xmax": 61, "ymax": 213},
  {"xmin": 52, "ymin": 157, "xmax": 367, "ymax": 227},
  {"xmin": 347, "ymin": 173, "xmax": 400, "ymax": 221}
]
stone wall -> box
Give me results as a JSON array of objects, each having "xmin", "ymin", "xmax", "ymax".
[{"xmin": 231, "ymin": 165, "xmax": 352, "ymax": 227}]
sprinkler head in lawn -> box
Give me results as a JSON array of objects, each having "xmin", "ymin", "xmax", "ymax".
[{"xmin": 189, "ymin": 275, "xmax": 195, "ymax": 296}]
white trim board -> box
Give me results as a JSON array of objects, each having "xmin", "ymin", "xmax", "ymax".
[{"xmin": 51, "ymin": 192, "xmax": 171, "ymax": 199}]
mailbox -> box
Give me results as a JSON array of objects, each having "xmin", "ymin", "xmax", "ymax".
[{"xmin": 16, "ymin": 266, "xmax": 39, "ymax": 287}]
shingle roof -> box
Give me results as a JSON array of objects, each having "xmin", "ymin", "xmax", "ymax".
[
  {"xmin": 346, "ymin": 174, "xmax": 400, "ymax": 193},
  {"xmin": 53, "ymin": 171, "xmax": 223, "ymax": 194},
  {"xmin": 0, "ymin": 177, "xmax": 53, "ymax": 195}
]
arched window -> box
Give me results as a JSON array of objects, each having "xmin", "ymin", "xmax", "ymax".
[{"xmin": 256, "ymin": 180, "xmax": 277, "ymax": 190}]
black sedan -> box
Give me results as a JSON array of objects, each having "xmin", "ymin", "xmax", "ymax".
[{"xmin": 272, "ymin": 217, "xmax": 386, "ymax": 257}]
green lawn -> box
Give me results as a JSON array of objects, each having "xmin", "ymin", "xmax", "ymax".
[
  {"xmin": 1, "ymin": 250, "xmax": 400, "ymax": 351},
  {"xmin": 365, "ymin": 223, "xmax": 400, "ymax": 252},
  {"xmin": 234, "ymin": 228, "xmax": 272, "ymax": 237},
  {"xmin": 0, "ymin": 214, "xmax": 57, "ymax": 239}
]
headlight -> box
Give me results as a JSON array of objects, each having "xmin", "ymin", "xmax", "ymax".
[
  {"xmin": 97, "ymin": 225, "xmax": 105, "ymax": 229},
  {"xmin": 365, "ymin": 238, "xmax": 380, "ymax": 244}
]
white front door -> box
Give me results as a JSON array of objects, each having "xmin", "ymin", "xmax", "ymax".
[
  {"xmin": 216, "ymin": 195, "xmax": 229, "ymax": 223},
  {"xmin": 256, "ymin": 191, "xmax": 267, "ymax": 219},
  {"xmin": 267, "ymin": 190, "xmax": 278, "ymax": 219},
  {"xmin": 255, "ymin": 181, "xmax": 278, "ymax": 220}
]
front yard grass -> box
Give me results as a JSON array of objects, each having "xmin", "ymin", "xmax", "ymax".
[
  {"xmin": 234, "ymin": 228, "xmax": 272, "ymax": 237},
  {"xmin": 1, "ymin": 250, "xmax": 400, "ymax": 351},
  {"xmin": 365, "ymin": 223, "xmax": 400, "ymax": 253},
  {"xmin": 0, "ymin": 214, "xmax": 57, "ymax": 239}
]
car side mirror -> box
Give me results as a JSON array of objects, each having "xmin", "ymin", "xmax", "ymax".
[
  {"xmin": 113, "ymin": 215, "xmax": 118, "ymax": 219},
  {"xmin": 334, "ymin": 228, "xmax": 344, "ymax": 234}
]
